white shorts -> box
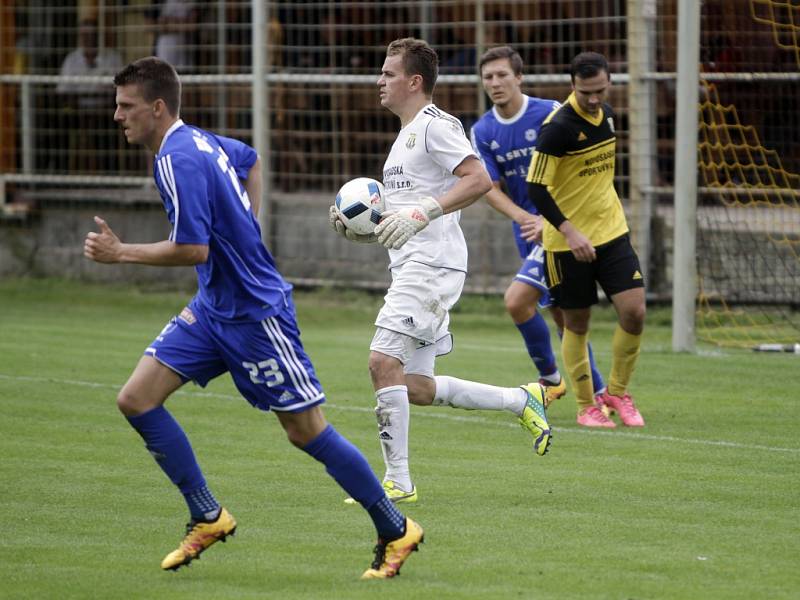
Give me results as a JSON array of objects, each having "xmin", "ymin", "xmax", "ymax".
[
  {"xmin": 370, "ymin": 261, "xmax": 463, "ymax": 374},
  {"xmin": 370, "ymin": 327, "xmax": 454, "ymax": 377}
]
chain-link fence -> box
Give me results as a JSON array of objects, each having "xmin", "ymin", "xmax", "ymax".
[{"xmin": 1, "ymin": 1, "xmax": 798, "ymax": 330}]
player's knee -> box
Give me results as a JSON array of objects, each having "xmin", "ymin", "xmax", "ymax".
[
  {"xmin": 367, "ymin": 354, "xmax": 385, "ymax": 382},
  {"xmin": 564, "ymin": 320, "xmax": 589, "ymax": 336},
  {"xmin": 407, "ymin": 378, "xmax": 435, "ymax": 406},
  {"xmin": 504, "ymin": 288, "xmax": 535, "ymax": 322},
  {"xmin": 283, "ymin": 426, "xmax": 307, "ymax": 449},
  {"xmin": 368, "ymin": 351, "xmax": 401, "ymax": 387},
  {"xmin": 621, "ymin": 304, "xmax": 646, "ymax": 334},
  {"xmin": 116, "ymin": 387, "xmax": 144, "ymax": 417}
]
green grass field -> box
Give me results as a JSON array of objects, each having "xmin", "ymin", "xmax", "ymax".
[{"xmin": 1, "ymin": 278, "xmax": 798, "ymax": 599}]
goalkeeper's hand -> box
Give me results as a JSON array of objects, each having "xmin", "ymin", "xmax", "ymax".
[
  {"xmin": 375, "ymin": 196, "xmax": 443, "ymax": 250},
  {"xmin": 328, "ymin": 205, "xmax": 377, "ymax": 244}
]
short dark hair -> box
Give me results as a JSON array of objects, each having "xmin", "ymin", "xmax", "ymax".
[
  {"xmin": 113, "ymin": 57, "xmax": 181, "ymax": 117},
  {"xmin": 386, "ymin": 38, "xmax": 439, "ymax": 96},
  {"xmin": 570, "ymin": 52, "xmax": 609, "ymax": 83},
  {"xmin": 478, "ymin": 46, "xmax": 523, "ymax": 76}
]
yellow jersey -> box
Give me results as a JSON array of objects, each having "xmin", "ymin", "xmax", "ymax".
[{"xmin": 526, "ymin": 93, "xmax": 628, "ymax": 252}]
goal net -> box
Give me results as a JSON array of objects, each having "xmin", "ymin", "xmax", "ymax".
[{"xmin": 693, "ymin": 0, "xmax": 800, "ymax": 347}]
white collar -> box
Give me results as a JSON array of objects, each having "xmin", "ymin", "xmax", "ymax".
[
  {"xmin": 157, "ymin": 118, "xmax": 185, "ymax": 154},
  {"xmin": 492, "ymin": 95, "xmax": 529, "ymax": 125}
]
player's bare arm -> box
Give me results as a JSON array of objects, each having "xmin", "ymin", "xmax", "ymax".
[
  {"xmin": 244, "ymin": 157, "xmax": 262, "ymax": 217},
  {"xmin": 485, "ymin": 183, "xmax": 542, "ymax": 242},
  {"xmin": 84, "ymin": 216, "xmax": 208, "ymax": 265},
  {"xmin": 436, "ymin": 156, "xmax": 492, "ymax": 213}
]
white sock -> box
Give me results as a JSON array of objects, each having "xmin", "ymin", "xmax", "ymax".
[
  {"xmin": 540, "ymin": 370, "xmax": 562, "ymax": 385},
  {"xmin": 433, "ymin": 376, "xmax": 527, "ymax": 416},
  {"xmin": 375, "ymin": 385, "xmax": 412, "ymax": 491}
]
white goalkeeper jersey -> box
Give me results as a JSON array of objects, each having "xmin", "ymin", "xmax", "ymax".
[{"xmin": 382, "ymin": 103, "xmax": 476, "ymax": 272}]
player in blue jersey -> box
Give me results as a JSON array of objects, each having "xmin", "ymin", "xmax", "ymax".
[
  {"xmin": 470, "ymin": 46, "xmax": 606, "ymax": 406},
  {"xmin": 83, "ymin": 57, "xmax": 422, "ymax": 579}
]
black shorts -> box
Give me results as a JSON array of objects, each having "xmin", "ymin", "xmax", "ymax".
[{"xmin": 545, "ymin": 234, "xmax": 644, "ymax": 309}]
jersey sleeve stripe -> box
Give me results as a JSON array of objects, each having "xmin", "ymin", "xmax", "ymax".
[
  {"xmin": 165, "ymin": 156, "xmax": 179, "ymax": 242},
  {"xmin": 262, "ymin": 317, "xmax": 321, "ymax": 401},
  {"xmin": 157, "ymin": 155, "xmax": 180, "ymax": 242},
  {"xmin": 531, "ymin": 153, "xmax": 542, "ymax": 182},
  {"xmin": 530, "ymin": 152, "xmax": 548, "ymax": 183}
]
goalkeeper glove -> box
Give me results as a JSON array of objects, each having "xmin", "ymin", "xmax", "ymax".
[
  {"xmin": 375, "ymin": 196, "xmax": 443, "ymax": 250},
  {"xmin": 328, "ymin": 205, "xmax": 377, "ymax": 243}
]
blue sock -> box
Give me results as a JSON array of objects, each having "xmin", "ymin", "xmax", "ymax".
[
  {"xmin": 515, "ymin": 312, "xmax": 558, "ymax": 378},
  {"xmin": 303, "ymin": 425, "xmax": 405, "ymax": 540},
  {"xmin": 587, "ymin": 343, "xmax": 606, "ymax": 394},
  {"xmin": 126, "ymin": 406, "xmax": 218, "ymax": 521}
]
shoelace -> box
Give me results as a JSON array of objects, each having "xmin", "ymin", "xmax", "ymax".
[
  {"xmin": 618, "ymin": 395, "xmax": 636, "ymax": 412},
  {"xmin": 370, "ymin": 542, "xmax": 387, "ymax": 570},
  {"xmin": 178, "ymin": 522, "xmax": 206, "ymax": 554}
]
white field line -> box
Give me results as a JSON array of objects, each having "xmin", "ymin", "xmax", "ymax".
[{"xmin": 2, "ymin": 372, "xmax": 797, "ymax": 455}]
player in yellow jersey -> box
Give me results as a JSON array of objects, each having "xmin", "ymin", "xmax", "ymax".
[{"xmin": 526, "ymin": 52, "xmax": 646, "ymax": 428}]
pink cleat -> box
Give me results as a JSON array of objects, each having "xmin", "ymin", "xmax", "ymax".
[
  {"xmin": 601, "ymin": 390, "xmax": 645, "ymax": 427},
  {"xmin": 594, "ymin": 388, "xmax": 613, "ymax": 417},
  {"xmin": 577, "ymin": 405, "xmax": 616, "ymax": 428}
]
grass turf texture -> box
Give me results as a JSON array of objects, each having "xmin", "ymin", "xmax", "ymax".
[{"xmin": 1, "ymin": 278, "xmax": 798, "ymax": 599}]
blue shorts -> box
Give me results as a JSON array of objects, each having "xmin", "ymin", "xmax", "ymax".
[
  {"xmin": 513, "ymin": 240, "xmax": 553, "ymax": 309},
  {"xmin": 145, "ymin": 296, "xmax": 325, "ymax": 413}
]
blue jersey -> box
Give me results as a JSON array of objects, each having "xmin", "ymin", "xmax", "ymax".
[
  {"xmin": 154, "ymin": 120, "xmax": 291, "ymax": 322},
  {"xmin": 470, "ymin": 95, "xmax": 560, "ymax": 253}
]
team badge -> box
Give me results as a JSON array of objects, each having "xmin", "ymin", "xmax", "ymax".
[
  {"xmin": 179, "ymin": 306, "xmax": 196, "ymax": 324},
  {"xmin": 525, "ymin": 128, "xmax": 537, "ymax": 142},
  {"xmin": 406, "ymin": 133, "xmax": 417, "ymax": 149}
]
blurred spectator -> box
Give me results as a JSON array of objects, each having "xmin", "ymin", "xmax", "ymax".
[
  {"xmin": 147, "ymin": 0, "xmax": 198, "ymax": 72},
  {"xmin": 57, "ymin": 19, "xmax": 122, "ymax": 108},
  {"xmin": 56, "ymin": 19, "xmax": 123, "ymax": 172}
]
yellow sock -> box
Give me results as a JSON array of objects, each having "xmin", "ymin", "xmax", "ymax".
[
  {"xmin": 608, "ymin": 325, "xmax": 642, "ymax": 396},
  {"xmin": 562, "ymin": 329, "xmax": 593, "ymax": 410}
]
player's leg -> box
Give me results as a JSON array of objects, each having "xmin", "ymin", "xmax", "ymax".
[
  {"xmin": 275, "ymin": 404, "xmax": 421, "ymax": 578},
  {"xmin": 406, "ymin": 336, "xmax": 526, "ymax": 415},
  {"xmin": 232, "ymin": 301, "xmax": 422, "ymax": 579},
  {"xmin": 597, "ymin": 236, "xmax": 646, "ymax": 425},
  {"xmin": 277, "ymin": 407, "xmax": 423, "ymax": 579},
  {"xmin": 121, "ymin": 307, "xmax": 234, "ymax": 570},
  {"xmin": 609, "ymin": 287, "xmax": 646, "ymax": 390},
  {"xmin": 549, "ymin": 304, "xmax": 607, "ymax": 399},
  {"xmin": 366, "ymin": 262, "xmax": 460, "ymax": 498},
  {"xmin": 369, "ymin": 334, "xmax": 416, "ymax": 498},
  {"xmin": 547, "ymin": 250, "xmax": 615, "ymax": 428},
  {"xmin": 120, "ymin": 358, "xmax": 221, "ymax": 522},
  {"xmin": 509, "ymin": 245, "xmax": 565, "ymax": 403},
  {"xmin": 597, "ymin": 236, "xmax": 647, "ymax": 426},
  {"xmin": 401, "ymin": 334, "xmax": 551, "ymax": 456}
]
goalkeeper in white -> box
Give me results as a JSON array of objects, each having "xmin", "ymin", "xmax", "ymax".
[{"xmin": 330, "ymin": 38, "xmax": 552, "ymax": 504}]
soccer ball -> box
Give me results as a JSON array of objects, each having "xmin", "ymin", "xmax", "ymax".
[{"xmin": 335, "ymin": 177, "xmax": 385, "ymax": 235}]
